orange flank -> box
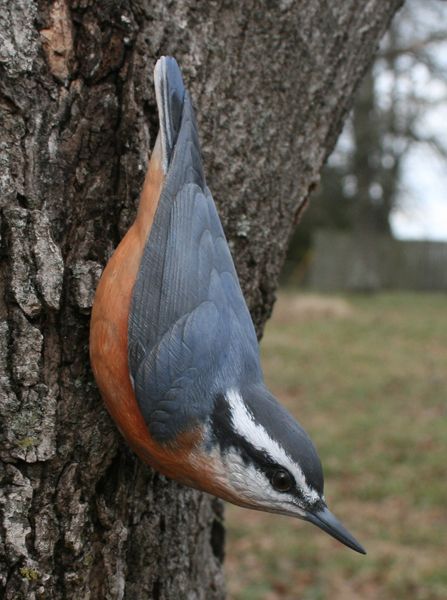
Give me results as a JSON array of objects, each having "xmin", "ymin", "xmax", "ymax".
[
  {"xmin": 90, "ymin": 137, "xmax": 204, "ymax": 484},
  {"xmin": 90, "ymin": 136, "xmax": 240, "ymax": 501}
]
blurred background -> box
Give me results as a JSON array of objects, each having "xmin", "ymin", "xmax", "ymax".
[{"xmin": 226, "ymin": 1, "xmax": 447, "ymax": 598}]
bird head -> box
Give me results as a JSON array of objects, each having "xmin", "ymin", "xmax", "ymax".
[{"xmin": 206, "ymin": 384, "xmax": 365, "ymax": 554}]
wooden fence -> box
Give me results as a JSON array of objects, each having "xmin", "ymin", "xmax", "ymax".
[{"xmin": 306, "ymin": 231, "xmax": 447, "ymax": 291}]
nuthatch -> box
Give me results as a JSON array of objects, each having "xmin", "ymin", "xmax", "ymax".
[{"xmin": 90, "ymin": 57, "xmax": 366, "ymax": 555}]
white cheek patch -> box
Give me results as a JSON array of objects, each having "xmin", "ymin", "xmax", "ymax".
[
  {"xmin": 221, "ymin": 447, "xmax": 306, "ymax": 517},
  {"xmin": 223, "ymin": 449, "xmax": 270, "ymax": 500},
  {"xmin": 226, "ymin": 389, "xmax": 320, "ymax": 505}
]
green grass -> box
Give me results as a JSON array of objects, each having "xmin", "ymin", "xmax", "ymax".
[{"xmin": 225, "ymin": 292, "xmax": 447, "ymax": 600}]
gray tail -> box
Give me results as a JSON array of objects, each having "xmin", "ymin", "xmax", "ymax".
[{"xmin": 154, "ymin": 56, "xmax": 186, "ymax": 173}]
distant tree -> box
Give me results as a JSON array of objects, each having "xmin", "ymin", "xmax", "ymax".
[{"xmin": 286, "ymin": 0, "xmax": 447, "ymax": 279}]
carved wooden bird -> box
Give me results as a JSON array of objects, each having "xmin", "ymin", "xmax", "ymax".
[{"xmin": 90, "ymin": 56, "xmax": 365, "ymax": 554}]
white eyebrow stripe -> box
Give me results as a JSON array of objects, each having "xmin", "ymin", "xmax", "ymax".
[
  {"xmin": 225, "ymin": 389, "xmax": 319, "ymax": 504},
  {"xmin": 221, "ymin": 448, "xmax": 307, "ymax": 516}
]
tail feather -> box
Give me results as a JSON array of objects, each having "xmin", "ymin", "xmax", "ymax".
[{"xmin": 154, "ymin": 56, "xmax": 185, "ymax": 173}]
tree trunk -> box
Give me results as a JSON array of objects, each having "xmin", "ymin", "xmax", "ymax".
[{"xmin": 0, "ymin": 1, "xmax": 402, "ymax": 598}]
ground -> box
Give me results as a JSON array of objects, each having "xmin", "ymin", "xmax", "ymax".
[{"xmin": 226, "ymin": 292, "xmax": 447, "ymax": 600}]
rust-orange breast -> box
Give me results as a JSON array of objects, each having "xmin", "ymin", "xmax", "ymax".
[
  {"xmin": 89, "ymin": 138, "xmax": 201, "ymax": 480},
  {"xmin": 89, "ymin": 137, "xmax": 236, "ymax": 496}
]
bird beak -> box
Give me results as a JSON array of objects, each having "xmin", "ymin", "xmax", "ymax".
[{"xmin": 305, "ymin": 506, "xmax": 366, "ymax": 554}]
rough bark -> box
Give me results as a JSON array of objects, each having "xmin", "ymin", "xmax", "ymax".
[{"xmin": 0, "ymin": 1, "xmax": 402, "ymax": 598}]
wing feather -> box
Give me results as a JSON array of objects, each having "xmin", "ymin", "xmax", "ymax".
[{"xmin": 128, "ymin": 94, "xmax": 261, "ymax": 442}]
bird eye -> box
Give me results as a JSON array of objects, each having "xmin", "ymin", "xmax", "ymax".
[{"xmin": 271, "ymin": 469, "xmax": 293, "ymax": 493}]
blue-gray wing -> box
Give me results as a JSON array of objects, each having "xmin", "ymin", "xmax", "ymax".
[{"xmin": 128, "ymin": 94, "xmax": 261, "ymax": 442}]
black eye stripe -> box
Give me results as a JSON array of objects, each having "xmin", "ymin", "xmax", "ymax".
[
  {"xmin": 211, "ymin": 394, "xmax": 304, "ymax": 497},
  {"xmin": 211, "ymin": 393, "xmax": 277, "ymax": 468}
]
